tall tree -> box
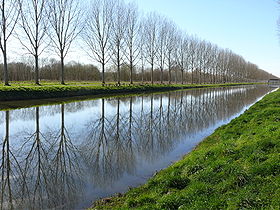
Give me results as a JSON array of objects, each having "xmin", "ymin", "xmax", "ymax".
[
  {"xmin": 188, "ymin": 36, "xmax": 199, "ymax": 84},
  {"xmin": 110, "ymin": 0, "xmax": 126, "ymax": 86},
  {"xmin": 83, "ymin": 0, "xmax": 114, "ymax": 86},
  {"xmin": 156, "ymin": 17, "xmax": 168, "ymax": 84},
  {"xmin": 17, "ymin": 0, "xmax": 48, "ymax": 85},
  {"xmin": 142, "ymin": 12, "xmax": 159, "ymax": 84},
  {"xmin": 0, "ymin": 0, "xmax": 19, "ymax": 86},
  {"xmin": 48, "ymin": 0, "xmax": 81, "ymax": 85},
  {"xmin": 175, "ymin": 32, "xmax": 188, "ymax": 84},
  {"xmin": 138, "ymin": 22, "xmax": 146, "ymax": 83},
  {"xmin": 165, "ymin": 22, "xmax": 177, "ymax": 84},
  {"xmin": 124, "ymin": 2, "xmax": 139, "ymax": 85}
]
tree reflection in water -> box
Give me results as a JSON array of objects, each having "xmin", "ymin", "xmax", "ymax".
[
  {"xmin": 0, "ymin": 86, "xmax": 275, "ymax": 209},
  {"xmin": 48, "ymin": 104, "xmax": 84, "ymax": 209},
  {"xmin": 20, "ymin": 107, "xmax": 51, "ymax": 209},
  {"xmin": 1, "ymin": 111, "xmax": 14, "ymax": 210}
]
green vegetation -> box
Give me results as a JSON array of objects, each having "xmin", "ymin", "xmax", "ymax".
[
  {"xmin": 92, "ymin": 89, "xmax": 280, "ymax": 209},
  {"xmin": 0, "ymin": 80, "xmax": 113, "ymax": 87},
  {"xmin": 0, "ymin": 82, "xmax": 260, "ymax": 102}
]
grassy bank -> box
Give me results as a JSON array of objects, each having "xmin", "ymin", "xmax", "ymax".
[
  {"xmin": 92, "ymin": 88, "xmax": 280, "ymax": 209},
  {"xmin": 0, "ymin": 82, "xmax": 259, "ymax": 102}
]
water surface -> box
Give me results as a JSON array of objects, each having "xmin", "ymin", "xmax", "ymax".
[{"xmin": 0, "ymin": 85, "xmax": 275, "ymax": 209}]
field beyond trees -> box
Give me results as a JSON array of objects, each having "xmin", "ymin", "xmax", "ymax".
[{"xmin": 92, "ymin": 88, "xmax": 280, "ymax": 209}]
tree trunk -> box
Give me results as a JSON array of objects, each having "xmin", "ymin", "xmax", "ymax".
[
  {"xmin": 168, "ymin": 66, "xmax": 171, "ymax": 84},
  {"xmin": 60, "ymin": 55, "xmax": 65, "ymax": 85},
  {"xmin": 160, "ymin": 67, "xmax": 163, "ymax": 84},
  {"xmin": 141, "ymin": 65, "xmax": 144, "ymax": 84},
  {"xmin": 181, "ymin": 69, "xmax": 184, "ymax": 84},
  {"xmin": 3, "ymin": 49, "xmax": 9, "ymax": 86},
  {"xmin": 35, "ymin": 53, "xmax": 40, "ymax": 85},
  {"xmin": 117, "ymin": 47, "xmax": 120, "ymax": 86},
  {"xmin": 151, "ymin": 63, "xmax": 154, "ymax": 85},
  {"xmin": 191, "ymin": 67, "xmax": 194, "ymax": 84},
  {"xmin": 130, "ymin": 60, "xmax": 133, "ymax": 85},
  {"xmin": 117, "ymin": 64, "xmax": 120, "ymax": 86},
  {"xmin": 102, "ymin": 63, "xmax": 105, "ymax": 86}
]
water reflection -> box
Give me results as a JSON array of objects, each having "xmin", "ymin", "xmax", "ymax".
[{"xmin": 0, "ymin": 86, "xmax": 275, "ymax": 209}]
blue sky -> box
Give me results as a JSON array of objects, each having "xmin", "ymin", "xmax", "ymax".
[{"xmin": 128, "ymin": 0, "xmax": 280, "ymax": 77}]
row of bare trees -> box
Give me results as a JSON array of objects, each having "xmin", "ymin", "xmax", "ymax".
[
  {"xmin": 0, "ymin": 0, "xmax": 81, "ymax": 85},
  {"xmin": 0, "ymin": 0, "xmax": 276, "ymax": 86}
]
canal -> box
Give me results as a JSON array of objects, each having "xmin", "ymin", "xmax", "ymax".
[{"xmin": 0, "ymin": 85, "xmax": 276, "ymax": 209}]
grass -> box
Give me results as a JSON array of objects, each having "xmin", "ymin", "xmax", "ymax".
[
  {"xmin": 0, "ymin": 80, "xmax": 104, "ymax": 86},
  {"xmin": 91, "ymin": 88, "xmax": 280, "ymax": 209},
  {"xmin": 0, "ymin": 81, "xmax": 261, "ymax": 102}
]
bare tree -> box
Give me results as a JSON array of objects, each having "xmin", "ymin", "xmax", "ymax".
[
  {"xmin": 83, "ymin": 0, "xmax": 114, "ymax": 86},
  {"xmin": 175, "ymin": 32, "xmax": 188, "ymax": 84},
  {"xmin": 155, "ymin": 17, "xmax": 168, "ymax": 84},
  {"xmin": 165, "ymin": 22, "xmax": 177, "ymax": 84},
  {"xmin": 110, "ymin": 0, "xmax": 126, "ymax": 86},
  {"xmin": 17, "ymin": 0, "xmax": 48, "ymax": 85},
  {"xmin": 188, "ymin": 36, "xmax": 199, "ymax": 84},
  {"xmin": 48, "ymin": 0, "xmax": 81, "ymax": 85},
  {"xmin": 124, "ymin": 2, "xmax": 139, "ymax": 85},
  {"xmin": 142, "ymin": 12, "xmax": 160, "ymax": 84},
  {"xmin": 0, "ymin": 0, "xmax": 19, "ymax": 85},
  {"xmin": 138, "ymin": 22, "xmax": 146, "ymax": 83},
  {"xmin": 0, "ymin": 111, "xmax": 12, "ymax": 209},
  {"xmin": 210, "ymin": 44, "xmax": 219, "ymax": 84},
  {"xmin": 20, "ymin": 107, "xmax": 51, "ymax": 208}
]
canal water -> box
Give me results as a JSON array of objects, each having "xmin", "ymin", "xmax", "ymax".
[{"xmin": 0, "ymin": 85, "xmax": 276, "ymax": 209}]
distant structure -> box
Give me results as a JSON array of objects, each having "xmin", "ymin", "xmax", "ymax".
[{"xmin": 268, "ymin": 78, "xmax": 280, "ymax": 85}]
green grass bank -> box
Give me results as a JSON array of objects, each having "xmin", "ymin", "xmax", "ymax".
[
  {"xmin": 0, "ymin": 82, "xmax": 259, "ymax": 102},
  {"xmin": 92, "ymin": 88, "xmax": 280, "ymax": 209}
]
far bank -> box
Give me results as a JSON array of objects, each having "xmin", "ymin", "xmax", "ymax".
[{"xmin": 0, "ymin": 82, "xmax": 261, "ymax": 103}]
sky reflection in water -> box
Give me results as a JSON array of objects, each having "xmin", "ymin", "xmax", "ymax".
[{"xmin": 0, "ymin": 85, "xmax": 275, "ymax": 209}]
